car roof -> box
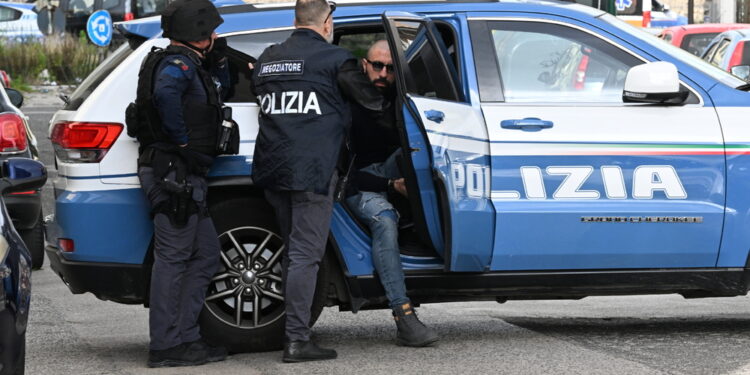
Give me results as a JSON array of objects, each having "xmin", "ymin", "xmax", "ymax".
[
  {"xmin": 117, "ymin": 0, "xmax": 604, "ymax": 39},
  {"xmin": 664, "ymin": 23, "xmax": 750, "ymax": 35}
]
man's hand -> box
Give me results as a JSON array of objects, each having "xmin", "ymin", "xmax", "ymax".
[{"xmin": 393, "ymin": 178, "xmax": 407, "ymax": 197}]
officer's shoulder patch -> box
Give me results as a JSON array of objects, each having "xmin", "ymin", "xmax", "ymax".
[
  {"xmin": 169, "ymin": 58, "xmax": 190, "ymax": 71},
  {"xmin": 257, "ymin": 60, "xmax": 304, "ymax": 77}
]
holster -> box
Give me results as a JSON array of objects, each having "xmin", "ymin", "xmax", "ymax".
[{"xmin": 141, "ymin": 147, "xmax": 199, "ymax": 228}]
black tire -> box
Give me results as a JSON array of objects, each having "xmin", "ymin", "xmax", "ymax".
[
  {"xmin": 200, "ymin": 196, "xmax": 330, "ymax": 353},
  {"xmin": 19, "ymin": 214, "xmax": 44, "ymax": 270},
  {"xmin": 12, "ymin": 333, "xmax": 25, "ymax": 375}
]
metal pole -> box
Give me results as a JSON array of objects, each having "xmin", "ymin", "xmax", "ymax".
[{"xmin": 688, "ymin": 0, "xmax": 695, "ymax": 23}]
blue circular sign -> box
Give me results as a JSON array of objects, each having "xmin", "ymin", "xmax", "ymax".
[{"xmin": 87, "ymin": 10, "xmax": 112, "ymax": 47}]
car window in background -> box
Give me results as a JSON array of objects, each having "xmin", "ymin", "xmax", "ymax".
[
  {"xmin": 710, "ymin": 39, "xmax": 731, "ymax": 66},
  {"xmin": 489, "ymin": 21, "xmax": 640, "ymax": 103},
  {"xmin": 65, "ymin": 43, "xmax": 135, "ymax": 110},
  {"xmin": 137, "ymin": 0, "xmax": 167, "ymax": 17},
  {"xmin": 224, "ymin": 29, "xmax": 293, "ymax": 103},
  {"xmin": 68, "ymin": 0, "xmax": 94, "ymax": 16},
  {"xmin": 0, "ymin": 5, "xmax": 21, "ymax": 22},
  {"xmin": 681, "ymin": 33, "xmax": 720, "ymax": 56}
]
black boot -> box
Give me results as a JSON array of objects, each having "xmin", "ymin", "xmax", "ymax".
[
  {"xmin": 185, "ymin": 339, "xmax": 228, "ymax": 363},
  {"xmin": 283, "ymin": 340, "xmax": 338, "ymax": 363},
  {"xmin": 393, "ymin": 303, "xmax": 439, "ymax": 347},
  {"xmin": 147, "ymin": 343, "xmax": 208, "ymax": 368}
]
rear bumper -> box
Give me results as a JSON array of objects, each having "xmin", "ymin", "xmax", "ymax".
[
  {"xmin": 5, "ymin": 192, "xmax": 41, "ymax": 231},
  {"xmin": 46, "ymin": 245, "xmax": 148, "ymax": 305}
]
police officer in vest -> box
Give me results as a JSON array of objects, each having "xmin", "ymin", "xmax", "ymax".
[
  {"xmin": 252, "ymin": 0, "xmax": 388, "ymax": 363},
  {"xmin": 132, "ymin": 0, "xmax": 231, "ymax": 367}
]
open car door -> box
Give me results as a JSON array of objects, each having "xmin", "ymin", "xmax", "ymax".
[{"xmin": 383, "ymin": 12, "xmax": 496, "ymax": 272}]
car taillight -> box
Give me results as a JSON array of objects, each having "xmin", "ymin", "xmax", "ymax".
[
  {"xmin": 642, "ymin": 11, "xmax": 651, "ymax": 28},
  {"xmin": 124, "ymin": 12, "xmax": 134, "ymax": 21},
  {"xmin": 729, "ymin": 41, "xmax": 746, "ymax": 70},
  {"xmin": 51, "ymin": 121, "xmax": 123, "ymax": 163},
  {"xmin": 0, "ymin": 71, "xmax": 10, "ymax": 88},
  {"xmin": 0, "ymin": 113, "xmax": 27, "ymax": 153},
  {"xmin": 9, "ymin": 191, "xmax": 36, "ymax": 195},
  {"xmin": 58, "ymin": 238, "xmax": 74, "ymax": 252}
]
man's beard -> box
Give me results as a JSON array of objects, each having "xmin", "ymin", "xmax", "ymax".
[{"xmin": 373, "ymin": 77, "xmax": 391, "ymax": 93}]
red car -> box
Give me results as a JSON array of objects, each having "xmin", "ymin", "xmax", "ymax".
[{"xmin": 658, "ymin": 23, "xmax": 750, "ymax": 56}]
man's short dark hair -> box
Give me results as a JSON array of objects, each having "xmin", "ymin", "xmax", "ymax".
[{"xmin": 295, "ymin": 0, "xmax": 330, "ymax": 26}]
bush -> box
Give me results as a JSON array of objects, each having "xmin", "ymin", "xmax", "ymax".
[{"xmin": 0, "ymin": 32, "xmax": 107, "ymax": 88}]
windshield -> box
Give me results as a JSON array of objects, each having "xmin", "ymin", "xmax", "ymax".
[
  {"xmin": 598, "ymin": 13, "xmax": 746, "ymax": 88},
  {"xmin": 65, "ymin": 43, "xmax": 135, "ymax": 110}
]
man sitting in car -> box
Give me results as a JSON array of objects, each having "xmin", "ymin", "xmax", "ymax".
[{"xmin": 345, "ymin": 40, "xmax": 439, "ymax": 347}]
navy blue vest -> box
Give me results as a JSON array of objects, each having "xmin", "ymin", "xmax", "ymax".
[{"xmin": 251, "ymin": 28, "xmax": 354, "ymax": 194}]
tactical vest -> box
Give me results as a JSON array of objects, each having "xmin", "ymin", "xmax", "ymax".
[
  {"xmin": 251, "ymin": 29, "xmax": 354, "ymax": 194},
  {"xmin": 126, "ymin": 45, "xmax": 222, "ymax": 157}
]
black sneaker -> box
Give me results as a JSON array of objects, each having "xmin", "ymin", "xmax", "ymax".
[
  {"xmin": 393, "ymin": 303, "xmax": 439, "ymax": 347},
  {"xmin": 185, "ymin": 339, "xmax": 228, "ymax": 363},
  {"xmin": 282, "ymin": 340, "xmax": 337, "ymax": 363},
  {"xmin": 147, "ymin": 343, "xmax": 208, "ymax": 368}
]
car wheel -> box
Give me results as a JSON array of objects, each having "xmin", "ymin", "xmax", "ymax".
[
  {"xmin": 200, "ymin": 196, "xmax": 329, "ymax": 353},
  {"xmin": 12, "ymin": 333, "xmax": 25, "ymax": 375},
  {"xmin": 19, "ymin": 213, "xmax": 44, "ymax": 270}
]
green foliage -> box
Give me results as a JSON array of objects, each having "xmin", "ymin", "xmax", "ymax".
[{"xmin": 0, "ymin": 33, "xmax": 107, "ymax": 87}]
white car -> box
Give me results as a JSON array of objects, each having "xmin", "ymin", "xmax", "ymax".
[{"xmin": 0, "ymin": 1, "xmax": 43, "ymax": 40}]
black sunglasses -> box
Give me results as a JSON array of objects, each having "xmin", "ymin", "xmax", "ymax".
[
  {"xmin": 366, "ymin": 59, "xmax": 394, "ymax": 73},
  {"xmin": 324, "ymin": 1, "xmax": 336, "ymax": 23}
]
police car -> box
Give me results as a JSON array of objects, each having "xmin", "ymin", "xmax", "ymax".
[{"xmin": 46, "ymin": 0, "xmax": 750, "ymax": 352}]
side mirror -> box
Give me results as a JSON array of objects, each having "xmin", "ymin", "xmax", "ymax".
[
  {"xmin": 0, "ymin": 158, "xmax": 47, "ymax": 194},
  {"xmin": 730, "ymin": 65, "xmax": 750, "ymax": 81},
  {"xmin": 623, "ymin": 61, "xmax": 688, "ymax": 105},
  {"xmin": 5, "ymin": 88, "xmax": 23, "ymax": 108}
]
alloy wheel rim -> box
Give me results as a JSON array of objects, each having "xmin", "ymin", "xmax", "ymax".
[{"xmin": 205, "ymin": 226, "xmax": 285, "ymax": 329}]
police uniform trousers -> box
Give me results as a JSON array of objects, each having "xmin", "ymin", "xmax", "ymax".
[
  {"xmin": 138, "ymin": 165, "xmax": 220, "ymax": 351},
  {"xmin": 264, "ymin": 173, "xmax": 337, "ymax": 342}
]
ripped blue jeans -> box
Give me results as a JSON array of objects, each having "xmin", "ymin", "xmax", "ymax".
[{"xmin": 345, "ymin": 151, "xmax": 409, "ymax": 309}]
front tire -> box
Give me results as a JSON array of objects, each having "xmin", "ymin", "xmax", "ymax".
[{"xmin": 200, "ymin": 196, "xmax": 329, "ymax": 353}]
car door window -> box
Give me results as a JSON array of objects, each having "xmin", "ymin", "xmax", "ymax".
[
  {"xmin": 487, "ymin": 21, "xmax": 641, "ymax": 103},
  {"xmin": 710, "ymin": 39, "xmax": 731, "ymax": 66},
  {"xmin": 223, "ymin": 29, "xmax": 293, "ymax": 103},
  {"xmin": 0, "ymin": 6, "xmax": 21, "ymax": 22},
  {"xmin": 391, "ymin": 20, "xmax": 460, "ymax": 101}
]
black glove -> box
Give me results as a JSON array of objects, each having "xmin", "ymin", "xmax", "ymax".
[{"xmin": 206, "ymin": 37, "xmax": 228, "ymax": 69}]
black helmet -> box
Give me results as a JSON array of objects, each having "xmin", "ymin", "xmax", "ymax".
[{"xmin": 161, "ymin": 0, "xmax": 223, "ymax": 42}]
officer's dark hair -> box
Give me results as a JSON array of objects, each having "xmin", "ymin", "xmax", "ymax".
[{"xmin": 295, "ymin": 0, "xmax": 331, "ymax": 26}]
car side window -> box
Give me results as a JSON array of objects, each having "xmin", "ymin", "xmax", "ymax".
[
  {"xmin": 391, "ymin": 20, "xmax": 460, "ymax": 101},
  {"xmin": 487, "ymin": 21, "xmax": 641, "ymax": 103},
  {"xmin": 710, "ymin": 39, "xmax": 731, "ymax": 66},
  {"xmin": 0, "ymin": 6, "xmax": 21, "ymax": 22},
  {"xmin": 224, "ymin": 29, "xmax": 293, "ymax": 103}
]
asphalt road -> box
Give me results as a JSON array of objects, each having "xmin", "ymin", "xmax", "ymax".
[{"xmin": 20, "ymin": 88, "xmax": 750, "ymax": 375}]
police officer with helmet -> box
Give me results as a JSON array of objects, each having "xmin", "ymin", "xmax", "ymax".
[
  {"xmin": 126, "ymin": 0, "xmax": 237, "ymax": 367},
  {"xmin": 251, "ymin": 0, "xmax": 389, "ymax": 363}
]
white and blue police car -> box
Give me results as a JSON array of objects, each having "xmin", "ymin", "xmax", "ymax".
[{"xmin": 46, "ymin": 0, "xmax": 750, "ymax": 352}]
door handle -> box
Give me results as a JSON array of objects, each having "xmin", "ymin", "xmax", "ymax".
[
  {"xmin": 501, "ymin": 117, "xmax": 554, "ymax": 131},
  {"xmin": 424, "ymin": 110, "xmax": 445, "ymax": 124}
]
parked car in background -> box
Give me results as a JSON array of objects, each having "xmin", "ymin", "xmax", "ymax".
[
  {"xmin": 701, "ymin": 28, "xmax": 750, "ymax": 81},
  {"xmin": 0, "ymin": 1, "xmax": 43, "ymax": 41},
  {"xmin": 658, "ymin": 23, "xmax": 750, "ymax": 56},
  {"xmin": 0, "ymin": 158, "xmax": 47, "ymax": 375},
  {"xmin": 0, "ymin": 86, "xmax": 44, "ymax": 270}
]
